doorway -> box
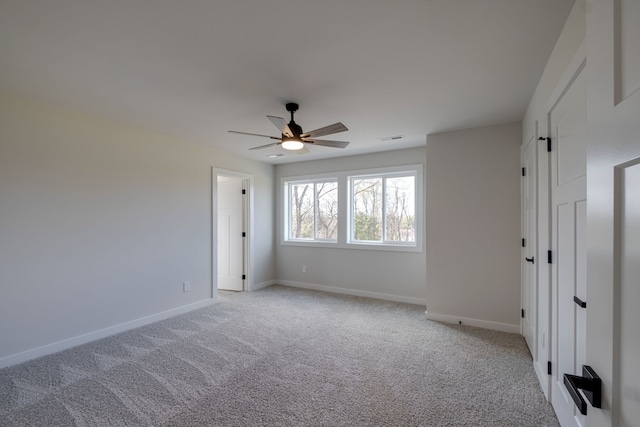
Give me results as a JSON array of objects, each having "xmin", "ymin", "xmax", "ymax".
[{"xmin": 213, "ymin": 168, "xmax": 252, "ymax": 294}]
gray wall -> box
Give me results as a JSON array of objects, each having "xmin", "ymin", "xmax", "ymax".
[
  {"xmin": 425, "ymin": 122, "xmax": 522, "ymax": 331},
  {"xmin": 0, "ymin": 92, "xmax": 275, "ymax": 366},
  {"xmin": 275, "ymin": 147, "xmax": 427, "ymax": 304}
]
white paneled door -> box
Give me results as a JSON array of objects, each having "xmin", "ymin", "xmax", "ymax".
[
  {"xmin": 550, "ymin": 62, "xmax": 587, "ymax": 427},
  {"xmin": 522, "ymin": 132, "xmax": 537, "ymax": 357},
  {"xmin": 217, "ymin": 175, "xmax": 246, "ymax": 292},
  {"xmin": 586, "ymin": 1, "xmax": 640, "ymax": 426}
]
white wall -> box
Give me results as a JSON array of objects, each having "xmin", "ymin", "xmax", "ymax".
[
  {"xmin": 275, "ymin": 147, "xmax": 427, "ymax": 305},
  {"xmin": 523, "ymin": 0, "xmax": 585, "ymax": 136},
  {"xmin": 521, "ymin": 0, "xmax": 585, "ymax": 398},
  {"xmin": 0, "ymin": 91, "xmax": 275, "ymax": 366},
  {"xmin": 425, "ymin": 122, "xmax": 522, "ymax": 332}
]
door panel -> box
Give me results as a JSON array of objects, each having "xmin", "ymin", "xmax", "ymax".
[
  {"xmin": 587, "ymin": 0, "xmax": 640, "ymax": 425},
  {"xmin": 575, "ymin": 200, "xmax": 587, "ymax": 373},
  {"xmin": 618, "ymin": 0, "xmax": 640, "ymax": 101},
  {"xmin": 217, "ymin": 176, "xmax": 244, "ymax": 291},
  {"xmin": 550, "ymin": 64, "xmax": 587, "ymax": 427},
  {"xmin": 616, "ymin": 163, "xmax": 640, "ymax": 425},
  {"xmin": 522, "ymin": 133, "xmax": 537, "ymax": 356}
]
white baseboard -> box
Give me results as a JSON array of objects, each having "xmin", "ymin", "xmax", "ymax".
[
  {"xmin": 251, "ymin": 280, "xmax": 276, "ymax": 291},
  {"xmin": 278, "ymin": 280, "xmax": 427, "ymax": 306},
  {"xmin": 0, "ymin": 298, "xmax": 214, "ymax": 369},
  {"xmin": 424, "ymin": 311, "xmax": 520, "ymax": 334}
]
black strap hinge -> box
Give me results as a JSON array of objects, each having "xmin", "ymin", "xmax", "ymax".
[
  {"xmin": 522, "ymin": 238, "xmax": 526, "ymax": 248},
  {"xmin": 242, "ymin": 189, "xmax": 246, "ymax": 194},
  {"xmin": 242, "ymin": 232, "xmax": 246, "ymax": 237},
  {"xmin": 522, "ymin": 167, "xmax": 526, "ymax": 177},
  {"xmin": 548, "ymin": 250, "xmax": 552, "ymax": 264},
  {"xmin": 538, "ymin": 136, "xmax": 551, "ymax": 152},
  {"xmin": 521, "ymin": 309, "xmax": 525, "ymax": 318},
  {"xmin": 548, "ymin": 361, "xmax": 552, "ymax": 375},
  {"xmin": 242, "ymin": 274, "xmax": 246, "ymax": 280}
]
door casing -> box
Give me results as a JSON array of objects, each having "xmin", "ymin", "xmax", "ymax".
[{"xmin": 212, "ymin": 168, "xmax": 254, "ymax": 297}]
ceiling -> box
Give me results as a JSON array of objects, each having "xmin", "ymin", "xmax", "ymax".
[{"xmin": 0, "ymin": 0, "xmax": 575, "ymax": 164}]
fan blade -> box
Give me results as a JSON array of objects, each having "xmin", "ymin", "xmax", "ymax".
[
  {"xmin": 228, "ymin": 130, "xmax": 280, "ymax": 139},
  {"xmin": 296, "ymin": 146, "xmax": 310, "ymax": 155},
  {"xmin": 306, "ymin": 139, "xmax": 350, "ymax": 149},
  {"xmin": 301, "ymin": 122, "xmax": 348, "ymax": 139},
  {"xmin": 267, "ymin": 116, "xmax": 293, "ymax": 137},
  {"xmin": 249, "ymin": 142, "xmax": 280, "ymax": 150}
]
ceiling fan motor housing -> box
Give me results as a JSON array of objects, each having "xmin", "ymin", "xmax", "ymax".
[
  {"xmin": 286, "ymin": 122, "xmax": 303, "ymax": 138},
  {"xmin": 284, "ymin": 102, "xmax": 303, "ymax": 137}
]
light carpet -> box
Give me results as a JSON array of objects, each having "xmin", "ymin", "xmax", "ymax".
[{"xmin": 0, "ymin": 285, "xmax": 559, "ymax": 426}]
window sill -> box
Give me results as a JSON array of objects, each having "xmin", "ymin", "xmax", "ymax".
[{"xmin": 281, "ymin": 240, "xmax": 422, "ymax": 253}]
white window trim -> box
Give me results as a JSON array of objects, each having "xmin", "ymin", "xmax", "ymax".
[
  {"xmin": 283, "ymin": 176, "xmax": 339, "ymax": 243},
  {"xmin": 281, "ymin": 164, "xmax": 423, "ymax": 253}
]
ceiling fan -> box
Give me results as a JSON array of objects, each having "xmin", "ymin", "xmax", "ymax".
[{"xmin": 228, "ymin": 103, "xmax": 349, "ymax": 152}]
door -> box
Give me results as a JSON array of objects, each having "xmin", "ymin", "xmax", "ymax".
[
  {"xmin": 550, "ymin": 62, "xmax": 587, "ymax": 427},
  {"xmin": 217, "ymin": 175, "xmax": 245, "ymax": 291},
  {"xmin": 522, "ymin": 132, "xmax": 538, "ymax": 356},
  {"xmin": 585, "ymin": 1, "xmax": 640, "ymax": 425}
]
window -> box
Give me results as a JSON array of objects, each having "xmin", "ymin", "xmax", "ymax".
[
  {"xmin": 286, "ymin": 179, "xmax": 338, "ymax": 241},
  {"xmin": 350, "ymin": 173, "xmax": 416, "ymax": 245},
  {"xmin": 282, "ymin": 164, "xmax": 422, "ymax": 252}
]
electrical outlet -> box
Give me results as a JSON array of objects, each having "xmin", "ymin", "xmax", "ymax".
[
  {"xmin": 302, "ymin": 265, "xmax": 306, "ymax": 273},
  {"xmin": 183, "ymin": 281, "xmax": 191, "ymax": 292}
]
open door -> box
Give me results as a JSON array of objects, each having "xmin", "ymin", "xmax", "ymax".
[{"xmin": 215, "ymin": 172, "xmax": 250, "ymax": 292}]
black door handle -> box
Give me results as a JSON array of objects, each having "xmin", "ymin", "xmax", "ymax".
[
  {"xmin": 563, "ymin": 365, "xmax": 601, "ymax": 415},
  {"xmin": 573, "ymin": 296, "xmax": 587, "ymax": 308},
  {"xmin": 525, "ymin": 257, "xmax": 535, "ymax": 264}
]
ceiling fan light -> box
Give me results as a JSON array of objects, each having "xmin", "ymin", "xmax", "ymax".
[{"xmin": 281, "ymin": 139, "xmax": 304, "ymax": 150}]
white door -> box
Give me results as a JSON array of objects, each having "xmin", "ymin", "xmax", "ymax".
[
  {"xmin": 550, "ymin": 62, "xmax": 588, "ymax": 427},
  {"xmin": 217, "ymin": 176, "xmax": 245, "ymax": 291},
  {"xmin": 522, "ymin": 132, "xmax": 537, "ymax": 356},
  {"xmin": 585, "ymin": 1, "xmax": 640, "ymax": 425}
]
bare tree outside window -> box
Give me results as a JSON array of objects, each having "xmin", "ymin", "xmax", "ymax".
[
  {"xmin": 285, "ymin": 168, "xmax": 419, "ymax": 248},
  {"xmin": 290, "ymin": 183, "xmax": 313, "ymax": 239},
  {"xmin": 316, "ymin": 182, "xmax": 338, "ymax": 239},
  {"xmin": 385, "ymin": 176, "xmax": 415, "ymax": 242},
  {"xmin": 289, "ymin": 180, "xmax": 338, "ymax": 241},
  {"xmin": 353, "ymin": 178, "xmax": 382, "ymax": 241},
  {"xmin": 351, "ymin": 175, "xmax": 415, "ymax": 243}
]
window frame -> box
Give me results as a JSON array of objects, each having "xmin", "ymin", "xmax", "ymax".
[
  {"xmin": 348, "ymin": 170, "xmax": 418, "ymax": 247},
  {"xmin": 281, "ymin": 164, "xmax": 423, "ymax": 253},
  {"xmin": 283, "ymin": 176, "xmax": 339, "ymax": 244}
]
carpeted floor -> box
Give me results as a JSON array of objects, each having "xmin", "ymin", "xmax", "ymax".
[{"xmin": 0, "ymin": 285, "xmax": 559, "ymax": 426}]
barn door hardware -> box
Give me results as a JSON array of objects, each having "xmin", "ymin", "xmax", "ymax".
[
  {"xmin": 525, "ymin": 257, "xmax": 535, "ymax": 264},
  {"xmin": 564, "ymin": 365, "xmax": 601, "ymax": 415}
]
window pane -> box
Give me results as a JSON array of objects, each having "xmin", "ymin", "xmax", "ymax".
[
  {"xmin": 353, "ymin": 178, "xmax": 382, "ymax": 241},
  {"xmin": 385, "ymin": 176, "xmax": 415, "ymax": 242},
  {"xmin": 316, "ymin": 182, "xmax": 338, "ymax": 240},
  {"xmin": 290, "ymin": 183, "xmax": 314, "ymax": 239}
]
